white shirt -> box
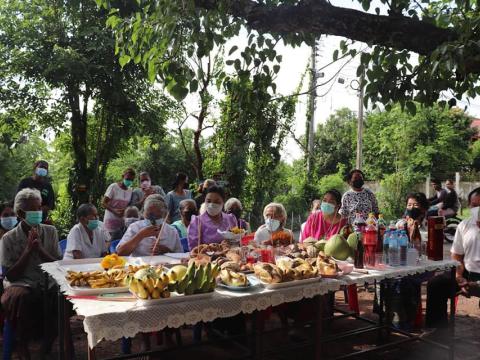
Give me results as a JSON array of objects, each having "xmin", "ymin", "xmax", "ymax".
[
  {"xmin": 452, "ymin": 207, "xmax": 480, "ymax": 274},
  {"xmin": 118, "ymin": 220, "xmax": 182, "ymax": 256},
  {"xmin": 64, "ymin": 223, "xmax": 110, "ymax": 260},
  {"xmin": 103, "ymin": 183, "xmax": 133, "ymax": 232}
]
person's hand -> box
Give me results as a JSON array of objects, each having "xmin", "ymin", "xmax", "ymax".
[
  {"xmin": 151, "ymin": 244, "xmax": 170, "ymax": 255},
  {"xmin": 26, "ymin": 228, "xmax": 40, "ymax": 252},
  {"xmin": 114, "ymin": 208, "xmax": 125, "ymax": 217},
  {"xmin": 138, "ymin": 225, "xmax": 160, "ymax": 238},
  {"xmin": 143, "ymin": 187, "xmax": 154, "ymax": 196}
]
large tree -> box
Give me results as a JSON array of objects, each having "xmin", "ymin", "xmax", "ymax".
[
  {"xmin": 0, "ymin": 0, "xmax": 175, "ymax": 213},
  {"xmin": 99, "ymin": 0, "xmax": 480, "ymax": 113}
]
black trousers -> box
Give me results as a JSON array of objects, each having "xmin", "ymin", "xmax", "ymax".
[{"xmin": 426, "ymin": 270, "xmax": 480, "ymax": 327}]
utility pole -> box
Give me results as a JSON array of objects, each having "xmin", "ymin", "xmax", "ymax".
[
  {"xmin": 356, "ymin": 70, "xmax": 365, "ymax": 170},
  {"xmin": 306, "ymin": 40, "xmax": 317, "ymax": 176}
]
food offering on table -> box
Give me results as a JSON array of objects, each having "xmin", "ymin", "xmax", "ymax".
[
  {"xmin": 127, "ymin": 266, "xmax": 170, "ymax": 300},
  {"xmin": 100, "ymin": 253, "xmax": 126, "ymax": 270},
  {"xmin": 254, "ymin": 263, "xmax": 284, "ymax": 284},
  {"xmin": 276, "ymin": 257, "xmax": 318, "ymax": 281},
  {"xmin": 217, "ymin": 227, "xmax": 246, "ymax": 241},
  {"xmin": 230, "ymin": 226, "xmax": 245, "ymax": 235},
  {"xmin": 66, "ymin": 268, "xmax": 127, "ymax": 288},
  {"xmin": 323, "ymin": 227, "xmax": 357, "ymax": 261},
  {"xmin": 190, "ymin": 241, "xmax": 230, "ymax": 260},
  {"xmin": 316, "ymin": 253, "xmax": 340, "ymax": 277},
  {"xmin": 167, "ymin": 261, "xmax": 220, "ymax": 295},
  {"xmin": 219, "ymin": 268, "xmax": 249, "ymax": 287}
]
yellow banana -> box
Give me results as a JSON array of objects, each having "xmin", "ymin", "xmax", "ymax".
[
  {"xmin": 151, "ymin": 288, "xmax": 161, "ymax": 299},
  {"xmin": 137, "ymin": 281, "xmax": 149, "ymax": 299}
]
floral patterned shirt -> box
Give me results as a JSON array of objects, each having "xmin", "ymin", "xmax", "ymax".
[{"xmin": 339, "ymin": 187, "xmax": 379, "ymax": 224}]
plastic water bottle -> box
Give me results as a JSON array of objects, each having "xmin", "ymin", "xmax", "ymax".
[
  {"xmin": 407, "ymin": 246, "xmax": 419, "ymax": 266},
  {"xmin": 383, "ymin": 229, "xmax": 390, "ymax": 264},
  {"xmin": 398, "ymin": 230, "xmax": 408, "ymax": 266},
  {"xmin": 388, "ymin": 231, "xmax": 400, "ymax": 266}
]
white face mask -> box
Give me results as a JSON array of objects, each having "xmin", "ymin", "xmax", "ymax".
[
  {"xmin": 206, "ymin": 203, "xmax": 223, "ymax": 216},
  {"xmin": 141, "ymin": 180, "xmax": 151, "ymax": 189},
  {"xmin": 265, "ymin": 218, "xmax": 280, "ymax": 232}
]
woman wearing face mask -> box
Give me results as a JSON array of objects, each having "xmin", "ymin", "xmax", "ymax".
[
  {"xmin": 165, "ymin": 172, "xmax": 193, "ymax": 223},
  {"xmin": 117, "ymin": 194, "xmax": 182, "ymax": 256},
  {"xmin": 404, "ymin": 192, "xmax": 429, "ymax": 242},
  {"xmin": 172, "ymin": 199, "xmax": 197, "ymax": 238},
  {"xmin": 254, "ymin": 203, "xmax": 294, "ymax": 246},
  {"xmin": 0, "ymin": 202, "xmax": 17, "ymax": 239},
  {"xmin": 64, "ymin": 204, "xmax": 110, "ymax": 259},
  {"xmin": 224, "ymin": 198, "xmax": 251, "ymax": 233},
  {"xmin": 301, "ymin": 190, "xmax": 347, "ymax": 242},
  {"xmin": 0, "ymin": 188, "xmax": 61, "ymax": 359},
  {"xmin": 339, "ymin": 169, "xmax": 379, "ymax": 225},
  {"xmin": 187, "ymin": 186, "xmax": 237, "ymax": 251},
  {"xmin": 16, "ymin": 160, "xmax": 55, "ymax": 222},
  {"xmin": 130, "ymin": 172, "xmax": 166, "ymax": 212},
  {"xmin": 102, "ymin": 167, "xmax": 136, "ymax": 239}
]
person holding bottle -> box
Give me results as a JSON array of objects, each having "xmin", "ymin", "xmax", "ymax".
[
  {"xmin": 16, "ymin": 160, "xmax": 55, "ymax": 222},
  {"xmin": 301, "ymin": 190, "xmax": 346, "ymax": 241},
  {"xmin": 340, "ymin": 169, "xmax": 379, "ymax": 225},
  {"xmin": 102, "ymin": 167, "xmax": 136, "ymax": 239},
  {"xmin": 63, "ymin": 204, "xmax": 110, "ymax": 259},
  {"xmin": 187, "ymin": 186, "xmax": 237, "ymax": 250},
  {"xmin": 254, "ymin": 203, "xmax": 294, "ymax": 246}
]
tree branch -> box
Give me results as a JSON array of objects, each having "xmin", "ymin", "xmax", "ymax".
[{"xmin": 195, "ymin": 0, "xmax": 456, "ymax": 55}]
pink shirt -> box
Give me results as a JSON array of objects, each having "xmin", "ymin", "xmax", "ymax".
[
  {"xmin": 187, "ymin": 212, "xmax": 237, "ymax": 251},
  {"xmin": 301, "ymin": 211, "xmax": 347, "ymax": 242}
]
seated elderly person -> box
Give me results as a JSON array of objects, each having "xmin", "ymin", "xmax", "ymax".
[
  {"xmin": 225, "ymin": 197, "xmax": 251, "ymax": 233},
  {"xmin": 116, "ymin": 194, "xmax": 182, "ymax": 256},
  {"xmin": 64, "ymin": 203, "xmax": 110, "ymax": 259},
  {"xmin": 254, "ymin": 203, "xmax": 294, "ymax": 246},
  {"xmin": 172, "ymin": 199, "xmax": 197, "ymax": 238},
  {"xmin": 1, "ymin": 188, "xmax": 62, "ymax": 358}
]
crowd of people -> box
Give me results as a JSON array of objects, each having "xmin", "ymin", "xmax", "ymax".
[{"xmin": 0, "ymin": 160, "xmax": 477, "ymax": 357}]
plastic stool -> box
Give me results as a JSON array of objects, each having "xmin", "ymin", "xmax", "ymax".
[{"xmin": 3, "ymin": 320, "xmax": 14, "ymax": 360}]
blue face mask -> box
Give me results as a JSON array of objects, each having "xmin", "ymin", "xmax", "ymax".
[
  {"xmin": 321, "ymin": 202, "xmax": 336, "ymax": 215},
  {"xmin": 35, "ymin": 167, "xmax": 48, "ymax": 177},
  {"xmin": 87, "ymin": 219, "xmax": 99, "ymax": 231},
  {"xmin": 1, "ymin": 216, "xmax": 18, "ymax": 230},
  {"xmin": 25, "ymin": 211, "xmax": 43, "ymax": 226}
]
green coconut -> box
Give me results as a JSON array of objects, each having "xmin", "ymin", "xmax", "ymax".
[
  {"xmin": 347, "ymin": 232, "xmax": 361, "ymax": 251},
  {"xmin": 314, "ymin": 240, "xmax": 327, "ymax": 252},
  {"xmin": 324, "ymin": 234, "xmax": 353, "ymax": 260}
]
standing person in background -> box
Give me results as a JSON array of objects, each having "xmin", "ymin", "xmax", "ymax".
[
  {"xmin": 340, "ymin": 169, "xmax": 379, "ymax": 224},
  {"xmin": 0, "ymin": 202, "xmax": 17, "ymax": 239},
  {"xmin": 224, "ymin": 198, "xmax": 251, "ymax": 233},
  {"xmin": 130, "ymin": 171, "xmax": 166, "ymax": 212},
  {"xmin": 194, "ymin": 179, "xmax": 216, "ymax": 209},
  {"xmin": 441, "ymin": 179, "xmax": 460, "ymax": 217},
  {"xmin": 102, "ymin": 168, "xmax": 136, "ymax": 239},
  {"xmin": 16, "ymin": 160, "xmax": 55, "ymax": 223},
  {"xmin": 172, "ymin": 199, "xmax": 197, "ymax": 239},
  {"xmin": 165, "ymin": 173, "xmax": 192, "ymax": 223}
]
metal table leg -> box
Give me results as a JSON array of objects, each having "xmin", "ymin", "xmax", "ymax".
[{"xmin": 448, "ymin": 267, "xmax": 456, "ymax": 360}]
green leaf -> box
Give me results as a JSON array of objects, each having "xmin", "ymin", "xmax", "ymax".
[
  {"xmin": 225, "ymin": 60, "xmax": 234, "ymax": 66},
  {"xmin": 228, "ymin": 45, "xmax": 238, "ymax": 56},
  {"xmin": 362, "ymin": 0, "xmax": 370, "ymax": 11},
  {"xmin": 189, "ymin": 79, "xmax": 199, "ymax": 93},
  {"xmin": 406, "ymin": 101, "xmax": 416, "ymax": 115},
  {"xmin": 333, "ymin": 49, "xmax": 339, "ymax": 61},
  {"xmin": 119, "ymin": 54, "xmax": 131, "ymax": 68},
  {"xmin": 169, "ymin": 83, "xmax": 189, "ymax": 101},
  {"xmin": 148, "ymin": 60, "xmax": 156, "ymax": 82},
  {"xmin": 273, "ymin": 64, "xmax": 280, "ymax": 74}
]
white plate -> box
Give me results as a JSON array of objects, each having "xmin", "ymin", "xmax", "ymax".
[
  {"xmin": 134, "ymin": 290, "xmax": 214, "ymax": 306},
  {"xmin": 66, "ymin": 283, "xmax": 129, "ymax": 296},
  {"xmin": 259, "ymin": 276, "xmax": 320, "ymax": 289}
]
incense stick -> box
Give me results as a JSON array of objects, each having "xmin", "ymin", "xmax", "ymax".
[{"xmin": 151, "ymin": 211, "xmax": 169, "ymax": 255}]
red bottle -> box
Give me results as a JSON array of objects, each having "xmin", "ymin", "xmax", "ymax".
[{"xmin": 427, "ymin": 216, "xmax": 444, "ymax": 261}]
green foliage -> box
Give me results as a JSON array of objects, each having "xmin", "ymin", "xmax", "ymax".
[
  {"xmin": 470, "ymin": 139, "xmax": 480, "ymax": 171},
  {"xmin": 317, "ymin": 171, "xmax": 348, "ymax": 197},
  {"xmin": 311, "ymin": 108, "xmax": 356, "ymax": 177},
  {"xmin": 363, "ymin": 105, "xmax": 474, "ymax": 179},
  {"xmin": 377, "ymin": 171, "xmax": 422, "ymax": 220}
]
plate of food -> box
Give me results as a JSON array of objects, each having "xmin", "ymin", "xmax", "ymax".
[
  {"xmin": 253, "ymin": 261, "xmax": 320, "ymax": 289},
  {"xmin": 65, "ymin": 268, "xmax": 129, "ymax": 295},
  {"xmin": 216, "ymin": 268, "xmax": 254, "ymax": 291},
  {"xmin": 217, "ymin": 227, "xmax": 246, "ymax": 242}
]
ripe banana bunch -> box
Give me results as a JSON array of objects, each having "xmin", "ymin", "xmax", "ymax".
[
  {"xmin": 128, "ymin": 266, "xmax": 170, "ymax": 300},
  {"xmin": 170, "ymin": 262, "xmax": 220, "ymax": 295},
  {"xmin": 220, "ymin": 269, "xmax": 248, "ymax": 287}
]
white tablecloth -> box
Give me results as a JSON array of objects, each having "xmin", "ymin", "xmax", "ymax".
[{"xmin": 41, "ymin": 257, "xmax": 457, "ymax": 348}]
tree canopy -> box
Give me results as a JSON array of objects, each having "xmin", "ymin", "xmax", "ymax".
[{"xmin": 98, "ymin": 0, "xmax": 480, "ymax": 113}]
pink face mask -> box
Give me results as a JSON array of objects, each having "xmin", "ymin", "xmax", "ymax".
[{"xmin": 141, "ymin": 180, "xmax": 151, "ymax": 189}]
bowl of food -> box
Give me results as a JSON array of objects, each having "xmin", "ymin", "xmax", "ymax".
[
  {"xmin": 335, "ymin": 261, "xmax": 354, "ymax": 275},
  {"xmin": 217, "ymin": 227, "xmax": 246, "ymax": 243}
]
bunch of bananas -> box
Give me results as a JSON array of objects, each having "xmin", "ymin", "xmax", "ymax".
[
  {"xmin": 220, "ymin": 269, "xmax": 248, "ymax": 287},
  {"xmin": 128, "ymin": 266, "xmax": 170, "ymax": 300},
  {"xmin": 168, "ymin": 262, "xmax": 220, "ymax": 295}
]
